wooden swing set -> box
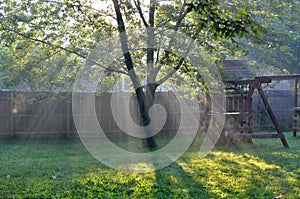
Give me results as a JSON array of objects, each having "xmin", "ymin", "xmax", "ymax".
[{"xmin": 201, "ymin": 60, "xmax": 300, "ymax": 150}]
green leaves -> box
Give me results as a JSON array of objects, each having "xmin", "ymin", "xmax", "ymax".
[
  {"xmin": 0, "ymin": 0, "xmax": 114, "ymax": 91},
  {"xmin": 244, "ymin": 0, "xmax": 300, "ymax": 73},
  {"xmin": 187, "ymin": 1, "xmax": 258, "ymax": 40}
]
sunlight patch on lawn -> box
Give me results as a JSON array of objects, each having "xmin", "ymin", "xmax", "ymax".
[{"xmin": 177, "ymin": 151, "xmax": 300, "ymax": 198}]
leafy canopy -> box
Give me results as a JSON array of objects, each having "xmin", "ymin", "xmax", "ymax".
[{"xmin": 0, "ymin": 0, "xmax": 260, "ymax": 91}]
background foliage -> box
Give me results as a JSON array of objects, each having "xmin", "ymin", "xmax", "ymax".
[{"xmin": 2, "ymin": 0, "xmax": 297, "ymax": 91}]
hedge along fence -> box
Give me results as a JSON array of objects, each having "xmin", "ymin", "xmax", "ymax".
[{"xmin": 0, "ymin": 90, "xmax": 296, "ymax": 138}]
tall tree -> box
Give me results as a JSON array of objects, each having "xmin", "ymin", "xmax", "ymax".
[
  {"xmin": 102, "ymin": 0, "xmax": 256, "ymax": 148},
  {"xmin": 0, "ymin": 0, "xmax": 257, "ymax": 149}
]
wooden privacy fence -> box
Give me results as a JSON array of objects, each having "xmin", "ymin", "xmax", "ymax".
[
  {"xmin": 0, "ymin": 90, "xmax": 297, "ymax": 138},
  {"xmin": 0, "ymin": 91, "xmax": 184, "ymax": 138},
  {"xmin": 0, "ymin": 92, "xmax": 73, "ymax": 137}
]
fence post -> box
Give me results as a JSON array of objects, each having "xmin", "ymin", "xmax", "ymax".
[
  {"xmin": 66, "ymin": 93, "xmax": 71, "ymax": 138},
  {"xmin": 9, "ymin": 92, "xmax": 14, "ymax": 137}
]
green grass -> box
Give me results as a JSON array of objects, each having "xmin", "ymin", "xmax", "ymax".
[{"xmin": 0, "ymin": 133, "xmax": 299, "ymax": 199}]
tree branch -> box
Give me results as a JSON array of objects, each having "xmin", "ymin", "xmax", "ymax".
[
  {"xmin": 146, "ymin": 0, "xmax": 156, "ymax": 84},
  {"xmin": 41, "ymin": 0, "xmax": 117, "ymax": 20},
  {"xmin": 35, "ymin": 49, "xmax": 63, "ymax": 66},
  {"xmin": 0, "ymin": 26, "xmax": 128, "ymax": 75},
  {"xmin": 157, "ymin": 28, "xmax": 200, "ymax": 85},
  {"xmin": 133, "ymin": 0, "xmax": 149, "ymax": 27},
  {"xmin": 155, "ymin": 48, "xmax": 160, "ymax": 65},
  {"xmin": 153, "ymin": 0, "xmax": 190, "ymax": 78},
  {"xmin": 149, "ymin": 0, "xmax": 155, "ymax": 27},
  {"xmin": 157, "ymin": 58, "xmax": 185, "ymax": 85},
  {"xmin": 112, "ymin": 0, "xmax": 142, "ymax": 89}
]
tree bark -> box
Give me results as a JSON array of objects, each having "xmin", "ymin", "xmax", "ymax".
[
  {"xmin": 135, "ymin": 83, "xmax": 158, "ymax": 149},
  {"xmin": 113, "ymin": 0, "xmax": 158, "ymax": 149}
]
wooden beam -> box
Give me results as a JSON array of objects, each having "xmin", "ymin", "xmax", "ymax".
[
  {"xmin": 257, "ymin": 85, "xmax": 289, "ymax": 148},
  {"xmin": 233, "ymin": 133, "xmax": 285, "ymax": 139},
  {"xmin": 293, "ymin": 79, "xmax": 299, "ymax": 137},
  {"xmin": 225, "ymin": 74, "xmax": 300, "ymax": 85},
  {"xmin": 293, "ymin": 117, "xmax": 300, "ymax": 121},
  {"xmin": 224, "ymin": 78, "xmax": 272, "ymax": 85},
  {"xmin": 255, "ymin": 74, "xmax": 300, "ymax": 81},
  {"xmin": 293, "ymin": 126, "xmax": 300, "ymax": 131},
  {"xmin": 294, "ymin": 107, "xmax": 300, "ymax": 111}
]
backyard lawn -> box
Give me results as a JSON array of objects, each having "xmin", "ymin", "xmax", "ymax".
[{"xmin": 0, "ymin": 133, "xmax": 299, "ymax": 199}]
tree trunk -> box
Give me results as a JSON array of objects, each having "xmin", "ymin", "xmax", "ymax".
[{"xmin": 135, "ymin": 83, "xmax": 158, "ymax": 149}]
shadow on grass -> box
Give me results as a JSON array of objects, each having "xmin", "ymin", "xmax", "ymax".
[
  {"xmin": 153, "ymin": 161, "xmax": 216, "ymax": 199},
  {"xmin": 225, "ymin": 132, "xmax": 300, "ymax": 172}
]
